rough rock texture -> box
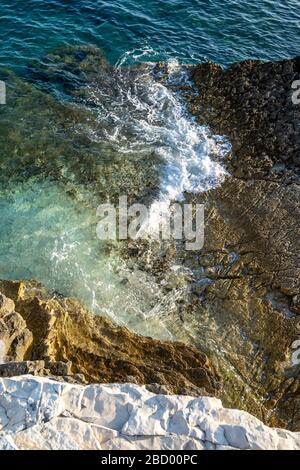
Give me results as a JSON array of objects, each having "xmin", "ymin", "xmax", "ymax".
[
  {"xmin": 1, "ymin": 52, "xmax": 300, "ymax": 441},
  {"xmin": 0, "ymin": 376, "xmax": 299, "ymax": 450},
  {"xmin": 0, "ymin": 280, "xmax": 220, "ymax": 396},
  {"xmin": 0, "ymin": 46, "xmax": 161, "ymax": 206},
  {"xmin": 0, "ymin": 293, "xmax": 33, "ymax": 362},
  {"xmin": 192, "ymin": 57, "xmax": 300, "ymax": 175},
  {"xmin": 121, "ymin": 58, "xmax": 300, "ymax": 430},
  {"xmin": 179, "ymin": 58, "xmax": 300, "ymax": 429}
]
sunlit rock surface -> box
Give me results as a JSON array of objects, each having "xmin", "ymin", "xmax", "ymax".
[
  {"xmin": 0, "ymin": 376, "xmax": 299, "ymax": 450},
  {"xmin": 0, "ymin": 282, "xmax": 220, "ymax": 396},
  {"xmin": 184, "ymin": 57, "xmax": 300, "ymax": 428}
]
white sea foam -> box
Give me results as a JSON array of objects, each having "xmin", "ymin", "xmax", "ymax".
[
  {"xmin": 85, "ymin": 49, "xmax": 230, "ymax": 234},
  {"xmin": 0, "ymin": 51, "xmax": 231, "ymax": 342}
]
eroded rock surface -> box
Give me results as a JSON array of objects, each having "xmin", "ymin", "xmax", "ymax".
[
  {"xmin": 0, "ymin": 280, "xmax": 220, "ymax": 396},
  {"xmin": 181, "ymin": 58, "xmax": 300, "ymax": 428},
  {"xmin": 192, "ymin": 57, "xmax": 300, "ymax": 175},
  {"xmin": 119, "ymin": 58, "xmax": 300, "ymax": 430},
  {"xmin": 1, "ymin": 50, "xmax": 300, "ymax": 437},
  {"xmin": 0, "ymin": 376, "xmax": 299, "ymax": 450}
]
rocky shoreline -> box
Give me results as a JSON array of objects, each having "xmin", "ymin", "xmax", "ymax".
[
  {"xmin": 0, "ymin": 53, "xmax": 300, "ymax": 449},
  {"xmin": 0, "ymin": 280, "xmax": 219, "ymax": 396},
  {"xmin": 187, "ymin": 57, "xmax": 300, "ymax": 429},
  {"xmin": 122, "ymin": 56, "xmax": 300, "ymax": 430}
]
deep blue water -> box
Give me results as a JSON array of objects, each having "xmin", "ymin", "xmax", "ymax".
[{"xmin": 1, "ymin": 0, "xmax": 300, "ymax": 71}]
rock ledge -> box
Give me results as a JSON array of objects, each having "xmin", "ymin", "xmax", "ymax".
[{"xmin": 0, "ymin": 375, "xmax": 299, "ymax": 450}]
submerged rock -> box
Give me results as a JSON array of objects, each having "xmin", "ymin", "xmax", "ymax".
[
  {"xmin": 0, "ymin": 280, "xmax": 220, "ymax": 396},
  {"xmin": 0, "ymin": 376, "xmax": 299, "ymax": 450},
  {"xmin": 121, "ymin": 57, "xmax": 300, "ymax": 430},
  {"xmin": 0, "ymin": 47, "xmax": 161, "ymax": 205}
]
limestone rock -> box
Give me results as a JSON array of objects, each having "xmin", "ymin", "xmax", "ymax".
[
  {"xmin": 0, "ymin": 361, "xmax": 45, "ymax": 378},
  {"xmin": 0, "ymin": 293, "xmax": 33, "ymax": 362},
  {"xmin": 117, "ymin": 57, "xmax": 300, "ymax": 430},
  {"xmin": 0, "ymin": 360, "xmax": 74, "ymax": 381},
  {"xmin": 0, "ymin": 376, "xmax": 299, "ymax": 450}
]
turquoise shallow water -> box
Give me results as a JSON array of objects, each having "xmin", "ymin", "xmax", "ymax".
[
  {"xmin": 0, "ymin": 0, "xmax": 299, "ymax": 407},
  {"xmin": 1, "ymin": 0, "xmax": 300, "ymax": 71},
  {"xmin": 0, "ymin": 1, "xmax": 299, "ymax": 341}
]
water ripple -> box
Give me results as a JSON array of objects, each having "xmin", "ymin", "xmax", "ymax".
[{"xmin": 1, "ymin": 0, "xmax": 299, "ymax": 71}]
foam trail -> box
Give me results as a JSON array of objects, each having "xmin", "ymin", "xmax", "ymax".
[
  {"xmin": 86, "ymin": 49, "xmax": 231, "ymax": 237},
  {"xmin": 120, "ymin": 52, "xmax": 230, "ymax": 234},
  {"xmin": 145, "ymin": 62, "xmax": 230, "ymax": 234},
  {"xmin": 0, "ymin": 50, "xmax": 231, "ymax": 342}
]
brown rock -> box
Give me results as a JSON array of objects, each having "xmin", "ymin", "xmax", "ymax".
[
  {"xmin": 0, "ymin": 282, "xmax": 220, "ymax": 397},
  {"xmin": 0, "ymin": 293, "xmax": 33, "ymax": 362},
  {"xmin": 184, "ymin": 56, "xmax": 300, "ymax": 429},
  {"xmin": 0, "ymin": 360, "xmax": 45, "ymax": 378},
  {"xmin": 191, "ymin": 57, "xmax": 300, "ymax": 177}
]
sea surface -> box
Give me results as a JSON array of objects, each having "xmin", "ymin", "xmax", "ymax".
[
  {"xmin": 1, "ymin": 0, "xmax": 300, "ymax": 70},
  {"xmin": 0, "ymin": 0, "xmax": 299, "ymax": 342}
]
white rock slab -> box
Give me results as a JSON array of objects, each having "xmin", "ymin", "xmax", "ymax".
[{"xmin": 0, "ymin": 375, "xmax": 299, "ymax": 450}]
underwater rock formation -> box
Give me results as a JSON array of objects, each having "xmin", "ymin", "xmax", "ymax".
[
  {"xmin": 1, "ymin": 47, "xmax": 300, "ymax": 433},
  {"xmin": 119, "ymin": 56, "xmax": 300, "ymax": 429},
  {"xmin": 0, "ymin": 46, "xmax": 161, "ymax": 206}
]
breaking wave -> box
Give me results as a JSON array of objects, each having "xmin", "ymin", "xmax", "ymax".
[
  {"xmin": 83, "ymin": 48, "xmax": 231, "ymax": 232},
  {"xmin": 0, "ymin": 47, "xmax": 231, "ymax": 341}
]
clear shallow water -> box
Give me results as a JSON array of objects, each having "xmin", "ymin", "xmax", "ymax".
[
  {"xmin": 0, "ymin": 178, "xmax": 179, "ymax": 339},
  {"xmin": 0, "ymin": 51, "xmax": 230, "ymax": 340},
  {"xmin": 0, "ymin": 1, "xmax": 299, "ymax": 341},
  {"xmin": 1, "ymin": 0, "xmax": 299, "ymax": 71}
]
